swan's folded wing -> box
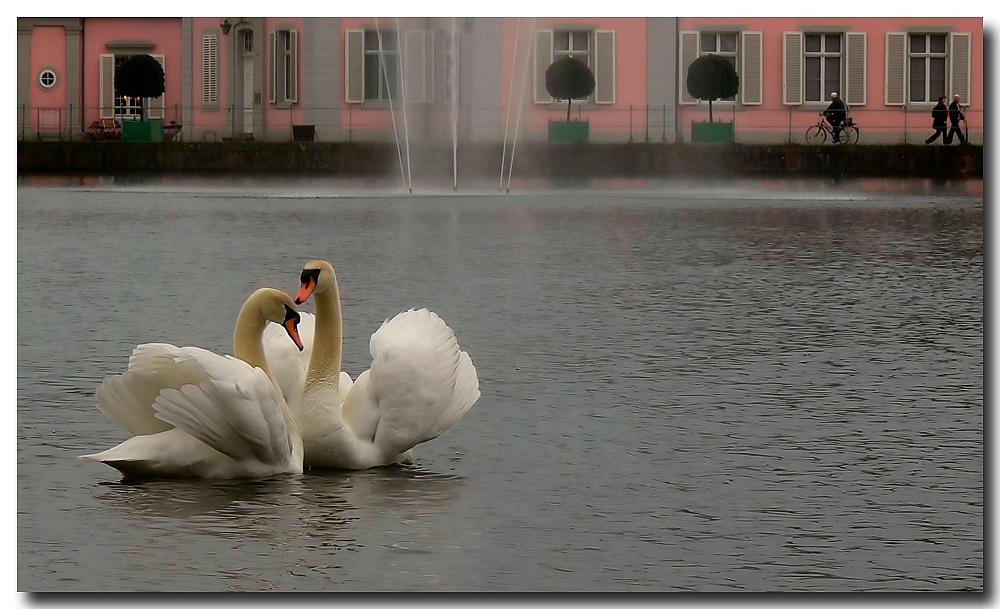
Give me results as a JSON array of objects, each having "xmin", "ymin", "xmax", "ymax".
[
  {"xmin": 351, "ymin": 308, "xmax": 480, "ymax": 456},
  {"xmin": 151, "ymin": 356, "xmax": 294, "ymax": 466},
  {"xmin": 95, "ymin": 343, "xmax": 214, "ymax": 436}
]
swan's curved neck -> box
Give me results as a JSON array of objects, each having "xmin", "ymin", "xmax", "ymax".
[
  {"xmin": 234, "ymin": 296, "xmax": 300, "ymax": 437},
  {"xmin": 307, "ymin": 275, "xmax": 343, "ymax": 386},
  {"xmin": 234, "ymin": 305, "xmax": 272, "ymax": 378}
]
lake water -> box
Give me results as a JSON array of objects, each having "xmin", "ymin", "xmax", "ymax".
[{"xmin": 16, "ymin": 175, "xmax": 983, "ymax": 592}]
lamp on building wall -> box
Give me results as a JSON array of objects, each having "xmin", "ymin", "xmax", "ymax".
[{"xmin": 220, "ymin": 19, "xmax": 233, "ymax": 35}]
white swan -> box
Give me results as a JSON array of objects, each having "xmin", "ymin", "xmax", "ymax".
[
  {"xmin": 263, "ymin": 260, "xmax": 480, "ymax": 469},
  {"xmin": 81, "ymin": 288, "xmax": 305, "ymax": 480}
]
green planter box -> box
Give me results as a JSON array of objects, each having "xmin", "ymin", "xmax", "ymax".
[
  {"xmin": 549, "ymin": 120, "xmax": 590, "ymax": 143},
  {"xmin": 691, "ymin": 120, "xmax": 734, "ymax": 143},
  {"xmin": 122, "ymin": 119, "xmax": 164, "ymax": 142}
]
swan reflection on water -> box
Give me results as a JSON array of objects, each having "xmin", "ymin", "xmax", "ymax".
[{"xmin": 94, "ymin": 463, "xmax": 467, "ymax": 535}]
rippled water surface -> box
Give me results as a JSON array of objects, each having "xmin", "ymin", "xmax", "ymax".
[{"xmin": 17, "ymin": 176, "xmax": 983, "ymax": 592}]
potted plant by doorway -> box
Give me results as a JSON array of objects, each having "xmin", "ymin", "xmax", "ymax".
[
  {"xmin": 686, "ymin": 53, "xmax": 739, "ymax": 143},
  {"xmin": 115, "ymin": 54, "xmax": 165, "ymax": 142},
  {"xmin": 545, "ymin": 56, "xmax": 595, "ymax": 143}
]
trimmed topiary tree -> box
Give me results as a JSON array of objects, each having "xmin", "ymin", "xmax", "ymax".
[
  {"xmin": 114, "ymin": 54, "xmax": 165, "ymax": 120},
  {"xmin": 545, "ymin": 56, "xmax": 596, "ymax": 121},
  {"xmin": 686, "ymin": 54, "xmax": 739, "ymax": 123}
]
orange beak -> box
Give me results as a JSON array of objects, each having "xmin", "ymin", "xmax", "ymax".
[
  {"xmin": 282, "ymin": 305, "xmax": 304, "ymax": 351},
  {"xmin": 295, "ymin": 277, "xmax": 317, "ymax": 305}
]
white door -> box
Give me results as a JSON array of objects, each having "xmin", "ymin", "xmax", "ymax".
[{"xmin": 242, "ymin": 56, "xmax": 254, "ymax": 133}]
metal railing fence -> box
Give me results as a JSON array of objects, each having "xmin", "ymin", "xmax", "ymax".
[{"xmin": 17, "ymin": 103, "xmax": 984, "ymax": 146}]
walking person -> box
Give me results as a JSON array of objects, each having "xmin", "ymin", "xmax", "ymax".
[
  {"xmin": 946, "ymin": 94, "xmax": 967, "ymax": 144},
  {"xmin": 824, "ymin": 92, "xmax": 847, "ymax": 143},
  {"xmin": 925, "ymin": 96, "xmax": 948, "ymax": 144}
]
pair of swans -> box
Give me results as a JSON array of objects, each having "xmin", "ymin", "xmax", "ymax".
[{"xmin": 82, "ymin": 261, "xmax": 480, "ymax": 480}]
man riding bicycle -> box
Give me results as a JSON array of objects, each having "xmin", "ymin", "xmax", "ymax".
[{"xmin": 823, "ymin": 92, "xmax": 847, "ymax": 143}]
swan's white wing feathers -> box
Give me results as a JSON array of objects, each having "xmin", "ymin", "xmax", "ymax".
[
  {"xmin": 95, "ymin": 343, "xmax": 217, "ymax": 436},
  {"xmin": 151, "ymin": 356, "xmax": 293, "ymax": 466},
  {"xmin": 342, "ymin": 308, "xmax": 480, "ymax": 457}
]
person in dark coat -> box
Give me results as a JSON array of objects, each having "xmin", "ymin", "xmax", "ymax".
[
  {"xmin": 945, "ymin": 94, "xmax": 967, "ymax": 144},
  {"xmin": 925, "ymin": 96, "xmax": 948, "ymax": 144},
  {"xmin": 823, "ymin": 92, "xmax": 847, "ymax": 142}
]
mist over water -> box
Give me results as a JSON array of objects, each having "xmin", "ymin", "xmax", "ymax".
[{"xmin": 17, "ymin": 176, "xmax": 982, "ymax": 591}]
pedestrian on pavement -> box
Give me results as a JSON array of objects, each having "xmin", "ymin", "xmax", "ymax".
[
  {"xmin": 945, "ymin": 94, "xmax": 967, "ymax": 144},
  {"xmin": 925, "ymin": 96, "xmax": 948, "ymax": 144}
]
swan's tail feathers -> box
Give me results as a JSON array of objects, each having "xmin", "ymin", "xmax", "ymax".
[
  {"xmin": 79, "ymin": 453, "xmax": 188, "ymax": 481},
  {"xmin": 79, "ymin": 431, "xmax": 206, "ymax": 480}
]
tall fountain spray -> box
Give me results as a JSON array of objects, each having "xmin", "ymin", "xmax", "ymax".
[
  {"xmin": 396, "ymin": 17, "xmax": 413, "ymax": 194},
  {"xmin": 505, "ymin": 17, "xmax": 537, "ymax": 194},
  {"xmin": 375, "ymin": 18, "xmax": 408, "ymax": 193}
]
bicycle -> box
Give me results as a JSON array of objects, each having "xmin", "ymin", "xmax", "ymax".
[{"xmin": 805, "ymin": 114, "xmax": 859, "ymax": 145}]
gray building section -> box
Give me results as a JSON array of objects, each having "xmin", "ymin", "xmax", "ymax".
[
  {"xmin": 460, "ymin": 18, "xmax": 502, "ymax": 143},
  {"xmin": 304, "ymin": 17, "xmax": 342, "ymax": 141},
  {"xmin": 647, "ymin": 18, "xmax": 678, "ymax": 143},
  {"xmin": 182, "ymin": 18, "xmax": 192, "ymax": 138}
]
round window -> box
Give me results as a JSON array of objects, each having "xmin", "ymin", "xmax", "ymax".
[{"xmin": 38, "ymin": 68, "xmax": 58, "ymax": 90}]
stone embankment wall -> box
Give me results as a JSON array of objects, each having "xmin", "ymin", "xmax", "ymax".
[{"xmin": 17, "ymin": 141, "xmax": 982, "ymax": 179}]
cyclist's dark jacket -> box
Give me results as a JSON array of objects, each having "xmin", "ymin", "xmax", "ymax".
[{"xmin": 824, "ymin": 97, "xmax": 847, "ymax": 124}]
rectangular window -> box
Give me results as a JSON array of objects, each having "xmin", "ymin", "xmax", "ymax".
[
  {"xmin": 553, "ymin": 31, "xmax": 591, "ymax": 101},
  {"xmin": 271, "ymin": 29, "xmax": 297, "ymax": 104},
  {"xmin": 804, "ymin": 33, "xmax": 841, "ymax": 102},
  {"xmin": 364, "ymin": 30, "xmax": 399, "ymax": 101},
  {"xmin": 536, "ymin": 29, "xmax": 614, "ymax": 105},
  {"xmin": 909, "ymin": 33, "xmax": 947, "ymax": 103},
  {"xmin": 700, "ymin": 32, "xmax": 738, "ymax": 101},
  {"xmin": 554, "ymin": 30, "xmax": 590, "ymax": 67},
  {"xmin": 682, "ymin": 30, "xmax": 759, "ymax": 105},
  {"xmin": 113, "ymin": 55, "xmax": 145, "ymax": 119}
]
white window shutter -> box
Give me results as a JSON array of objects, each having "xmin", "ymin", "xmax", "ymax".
[
  {"xmin": 845, "ymin": 32, "xmax": 867, "ymax": 106},
  {"xmin": 678, "ymin": 31, "xmax": 699, "ymax": 105},
  {"xmin": 950, "ymin": 32, "xmax": 971, "ymax": 104},
  {"xmin": 404, "ymin": 30, "xmax": 434, "ymax": 103},
  {"xmin": 202, "ymin": 33, "xmax": 218, "ymax": 105},
  {"xmin": 741, "ymin": 31, "xmax": 763, "ymax": 105},
  {"xmin": 885, "ymin": 32, "xmax": 906, "ymax": 105},
  {"xmin": 148, "ymin": 54, "xmax": 165, "ymax": 119},
  {"xmin": 783, "ymin": 31, "xmax": 803, "ymax": 105},
  {"xmin": 595, "ymin": 29, "xmax": 615, "ymax": 104},
  {"xmin": 345, "ymin": 29, "xmax": 364, "ymax": 103},
  {"xmin": 288, "ymin": 30, "xmax": 298, "ymax": 103},
  {"xmin": 534, "ymin": 29, "xmax": 553, "ymax": 104},
  {"xmin": 100, "ymin": 54, "xmax": 115, "ymax": 118},
  {"xmin": 269, "ymin": 31, "xmax": 277, "ymax": 103}
]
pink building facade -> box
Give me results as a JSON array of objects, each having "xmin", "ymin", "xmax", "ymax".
[
  {"xmin": 17, "ymin": 17, "xmax": 983, "ymax": 145},
  {"xmin": 676, "ymin": 17, "xmax": 983, "ymax": 144}
]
